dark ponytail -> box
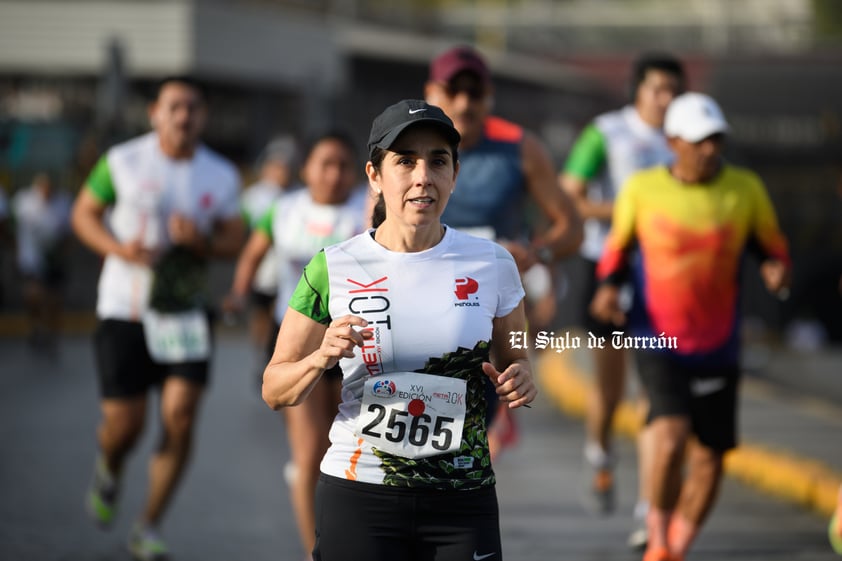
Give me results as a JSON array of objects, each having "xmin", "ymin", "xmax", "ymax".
[
  {"xmin": 369, "ymin": 147, "xmax": 388, "ymax": 227},
  {"xmin": 371, "ymin": 193, "xmax": 386, "ymax": 227}
]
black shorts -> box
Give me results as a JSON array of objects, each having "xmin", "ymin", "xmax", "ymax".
[
  {"xmin": 581, "ymin": 257, "xmax": 627, "ymax": 337},
  {"xmin": 94, "ymin": 319, "xmax": 211, "ymax": 398},
  {"xmin": 265, "ymin": 322, "xmax": 342, "ymax": 381},
  {"xmin": 314, "ymin": 474, "xmax": 501, "ymax": 561},
  {"xmin": 249, "ymin": 288, "xmax": 275, "ymax": 311},
  {"xmin": 634, "ymin": 350, "xmax": 740, "ymax": 452},
  {"xmin": 22, "ymin": 269, "xmax": 65, "ymax": 290}
]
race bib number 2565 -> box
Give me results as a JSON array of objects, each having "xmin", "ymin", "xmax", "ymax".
[{"xmin": 356, "ymin": 372, "xmax": 466, "ymax": 459}]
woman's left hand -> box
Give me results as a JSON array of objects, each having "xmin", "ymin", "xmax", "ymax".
[{"xmin": 482, "ymin": 360, "xmax": 537, "ymax": 409}]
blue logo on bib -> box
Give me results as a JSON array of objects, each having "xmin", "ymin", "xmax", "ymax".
[{"xmin": 372, "ymin": 379, "xmax": 397, "ymax": 397}]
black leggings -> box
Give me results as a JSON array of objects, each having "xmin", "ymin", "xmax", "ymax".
[{"xmin": 313, "ymin": 474, "xmax": 502, "ymax": 561}]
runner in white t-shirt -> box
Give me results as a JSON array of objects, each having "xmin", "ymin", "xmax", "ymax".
[
  {"xmin": 238, "ymin": 135, "xmax": 301, "ymax": 371},
  {"xmin": 0, "ymin": 185, "xmax": 9, "ymax": 306},
  {"xmin": 559, "ymin": 53, "xmax": 685, "ymax": 547},
  {"xmin": 10, "ymin": 172, "xmax": 73, "ymax": 350},
  {"xmin": 71, "ymin": 76, "xmax": 245, "ymax": 561},
  {"xmin": 225, "ymin": 130, "xmax": 366, "ymax": 559},
  {"xmin": 263, "ymin": 100, "xmax": 536, "ymax": 561}
]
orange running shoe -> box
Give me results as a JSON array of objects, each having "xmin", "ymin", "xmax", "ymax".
[
  {"xmin": 582, "ymin": 465, "xmax": 615, "ymax": 515},
  {"xmin": 642, "ymin": 546, "xmax": 683, "ymax": 561},
  {"xmin": 642, "ymin": 546, "xmax": 671, "ymax": 561}
]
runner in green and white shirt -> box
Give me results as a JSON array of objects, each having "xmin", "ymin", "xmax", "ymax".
[
  {"xmin": 238, "ymin": 135, "xmax": 301, "ymax": 366},
  {"xmin": 559, "ymin": 53, "xmax": 685, "ymax": 547},
  {"xmin": 225, "ymin": 130, "xmax": 366, "ymax": 559},
  {"xmin": 72, "ymin": 76, "xmax": 245, "ymax": 561},
  {"xmin": 263, "ymin": 100, "xmax": 536, "ymax": 561}
]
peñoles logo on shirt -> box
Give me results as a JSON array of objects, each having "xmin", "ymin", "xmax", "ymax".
[
  {"xmin": 454, "ymin": 277, "xmax": 478, "ymax": 299},
  {"xmin": 454, "ymin": 277, "xmax": 480, "ymax": 307}
]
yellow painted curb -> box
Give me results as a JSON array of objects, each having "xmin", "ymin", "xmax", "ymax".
[
  {"xmin": 0, "ymin": 312, "xmax": 97, "ymax": 337},
  {"xmin": 536, "ymin": 348, "xmax": 842, "ymax": 517}
]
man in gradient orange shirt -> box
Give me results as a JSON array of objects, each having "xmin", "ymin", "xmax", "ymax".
[{"xmin": 590, "ymin": 92, "xmax": 791, "ymax": 561}]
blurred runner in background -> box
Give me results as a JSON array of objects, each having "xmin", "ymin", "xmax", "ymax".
[
  {"xmin": 424, "ymin": 45, "xmax": 582, "ymax": 460},
  {"xmin": 72, "ymin": 76, "xmax": 245, "ymax": 561},
  {"xmin": 238, "ymin": 135, "xmax": 301, "ymax": 384},
  {"xmin": 560, "ymin": 52, "xmax": 685, "ymax": 548},
  {"xmin": 11, "ymin": 171, "xmax": 73, "ymax": 353},
  {"xmin": 0, "ymin": 184, "xmax": 10, "ymax": 308},
  {"xmin": 591, "ymin": 93, "xmax": 791, "ymax": 561},
  {"xmin": 225, "ymin": 130, "xmax": 366, "ymax": 560}
]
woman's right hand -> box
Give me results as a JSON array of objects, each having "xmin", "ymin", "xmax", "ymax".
[{"xmin": 316, "ymin": 315, "xmax": 372, "ymax": 370}]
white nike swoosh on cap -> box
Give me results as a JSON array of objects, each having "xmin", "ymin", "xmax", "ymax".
[
  {"xmin": 473, "ymin": 552, "xmax": 496, "ymax": 560},
  {"xmin": 408, "ymin": 108, "xmax": 427, "ymax": 114}
]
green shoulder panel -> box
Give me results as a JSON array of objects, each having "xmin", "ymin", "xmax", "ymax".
[
  {"xmin": 563, "ymin": 123, "xmax": 607, "ymax": 181},
  {"xmin": 288, "ymin": 250, "xmax": 330, "ymax": 324},
  {"xmin": 84, "ymin": 155, "xmax": 117, "ymax": 204},
  {"xmin": 254, "ymin": 205, "xmax": 276, "ymax": 240}
]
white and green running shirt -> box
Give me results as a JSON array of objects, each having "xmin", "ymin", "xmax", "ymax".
[
  {"xmin": 239, "ymin": 179, "xmax": 288, "ymax": 295},
  {"xmin": 564, "ymin": 105, "xmax": 674, "ymax": 261},
  {"xmin": 254, "ymin": 186, "xmax": 368, "ymax": 324},
  {"xmin": 288, "ymin": 227, "xmax": 525, "ymax": 489},
  {"xmin": 85, "ymin": 132, "xmax": 241, "ymax": 320}
]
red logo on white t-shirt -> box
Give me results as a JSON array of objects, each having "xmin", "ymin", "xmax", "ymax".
[{"xmin": 454, "ymin": 277, "xmax": 479, "ymax": 300}]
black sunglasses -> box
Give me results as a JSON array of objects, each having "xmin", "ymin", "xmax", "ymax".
[{"xmin": 442, "ymin": 82, "xmax": 487, "ymax": 101}]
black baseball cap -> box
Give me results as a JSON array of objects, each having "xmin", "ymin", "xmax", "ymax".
[{"xmin": 367, "ymin": 99, "xmax": 461, "ymax": 160}]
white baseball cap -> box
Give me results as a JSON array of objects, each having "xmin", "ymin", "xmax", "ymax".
[{"xmin": 664, "ymin": 92, "xmax": 730, "ymax": 142}]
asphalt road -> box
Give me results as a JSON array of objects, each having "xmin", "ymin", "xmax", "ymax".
[{"xmin": 0, "ymin": 331, "xmax": 837, "ymax": 561}]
